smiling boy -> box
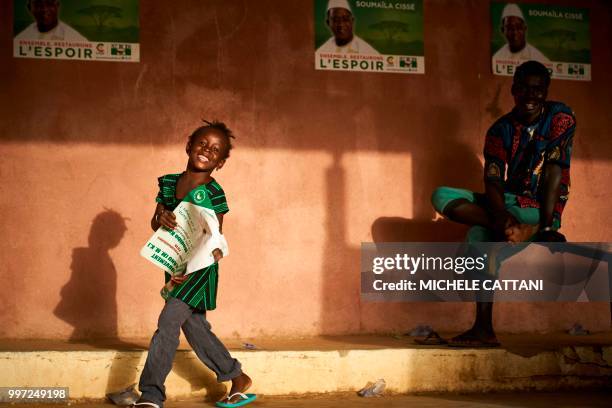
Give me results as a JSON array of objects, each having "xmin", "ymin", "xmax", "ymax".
[{"xmin": 135, "ymin": 121, "xmax": 255, "ymax": 408}]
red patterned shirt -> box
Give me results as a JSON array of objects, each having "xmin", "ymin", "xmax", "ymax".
[{"xmin": 483, "ymin": 101, "xmax": 576, "ymax": 224}]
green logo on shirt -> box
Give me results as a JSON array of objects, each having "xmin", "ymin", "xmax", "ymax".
[{"xmin": 193, "ymin": 190, "xmax": 206, "ymax": 203}]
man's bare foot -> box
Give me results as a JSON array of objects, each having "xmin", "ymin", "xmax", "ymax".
[
  {"xmin": 447, "ymin": 327, "xmax": 500, "ymax": 347},
  {"xmin": 505, "ymin": 223, "xmax": 538, "ymax": 243},
  {"xmin": 223, "ymin": 373, "xmax": 252, "ymax": 403}
]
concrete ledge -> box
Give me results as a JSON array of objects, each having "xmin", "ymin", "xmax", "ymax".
[{"xmin": 1, "ymin": 334, "xmax": 612, "ymax": 400}]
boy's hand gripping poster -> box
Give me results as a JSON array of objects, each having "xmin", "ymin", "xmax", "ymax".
[{"xmin": 140, "ymin": 185, "xmax": 228, "ymax": 277}]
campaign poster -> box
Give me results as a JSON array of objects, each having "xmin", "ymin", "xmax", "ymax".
[
  {"xmin": 491, "ymin": 2, "xmax": 590, "ymax": 81},
  {"xmin": 13, "ymin": 0, "xmax": 140, "ymax": 62},
  {"xmin": 314, "ymin": 0, "xmax": 424, "ymax": 74}
]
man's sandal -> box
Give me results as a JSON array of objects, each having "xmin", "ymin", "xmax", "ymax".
[{"xmin": 414, "ymin": 331, "xmax": 448, "ymax": 345}]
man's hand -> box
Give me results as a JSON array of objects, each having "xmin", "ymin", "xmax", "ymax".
[
  {"xmin": 485, "ymin": 180, "xmax": 514, "ymax": 240},
  {"xmin": 492, "ymin": 210, "xmax": 518, "ymax": 239},
  {"xmin": 505, "ymin": 223, "xmax": 538, "ymax": 243},
  {"xmin": 212, "ymin": 248, "xmax": 223, "ymax": 263}
]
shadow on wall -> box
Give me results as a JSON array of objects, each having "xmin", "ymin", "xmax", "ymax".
[
  {"xmin": 371, "ymin": 217, "xmax": 467, "ymax": 243},
  {"xmin": 52, "ymin": 209, "xmax": 224, "ymax": 398},
  {"xmin": 366, "ymin": 107, "xmax": 484, "ymax": 332},
  {"xmin": 320, "ymin": 151, "xmax": 362, "ymax": 334},
  {"xmin": 53, "ymin": 210, "xmax": 141, "ymax": 394},
  {"xmin": 318, "ymin": 106, "xmax": 485, "ymax": 335},
  {"xmin": 54, "ymin": 209, "xmax": 127, "ymax": 340},
  {"xmin": 373, "ymin": 105, "xmax": 484, "ymax": 242},
  {"xmin": 411, "ymin": 106, "xmax": 483, "ymax": 220}
]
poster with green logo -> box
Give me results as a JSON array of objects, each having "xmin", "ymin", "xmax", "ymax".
[
  {"xmin": 491, "ymin": 2, "xmax": 590, "ymax": 81},
  {"xmin": 13, "ymin": 0, "xmax": 139, "ymax": 62},
  {"xmin": 315, "ymin": 0, "xmax": 424, "ymax": 74}
]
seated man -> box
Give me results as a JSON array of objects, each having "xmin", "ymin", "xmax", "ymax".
[{"xmin": 431, "ymin": 60, "xmax": 575, "ymax": 347}]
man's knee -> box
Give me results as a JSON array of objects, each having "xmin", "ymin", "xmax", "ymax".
[
  {"xmin": 431, "ymin": 186, "xmax": 474, "ymax": 215},
  {"xmin": 431, "ymin": 186, "xmax": 451, "ymax": 214}
]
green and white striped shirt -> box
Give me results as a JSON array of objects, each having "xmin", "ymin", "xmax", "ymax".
[{"xmin": 156, "ymin": 173, "xmax": 229, "ymax": 311}]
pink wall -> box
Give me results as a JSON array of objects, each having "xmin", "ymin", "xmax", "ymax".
[{"xmin": 1, "ymin": 0, "xmax": 610, "ymax": 341}]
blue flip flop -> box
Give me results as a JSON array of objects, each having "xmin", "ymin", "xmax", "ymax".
[{"xmin": 215, "ymin": 392, "xmax": 257, "ymax": 407}]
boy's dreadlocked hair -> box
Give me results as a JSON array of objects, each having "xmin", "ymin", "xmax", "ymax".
[{"xmin": 188, "ymin": 119, "xmax": 236, "ymax": 159}]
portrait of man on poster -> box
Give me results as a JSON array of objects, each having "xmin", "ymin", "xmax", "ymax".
[
  {"xmin": 317, "ymin": 0, "xmax": 380, "ymax": 55},
  {"xmin": 15, "ymin": 0, "xmax": 88, "ymax": 41},
  {"xmin": 492, "ymin": 3, "xmax": 549, "ymax": 64}
]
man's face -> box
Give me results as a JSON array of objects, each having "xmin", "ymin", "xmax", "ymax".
[
  {"xmin": 327, "ymin": 8, "xmax": 354, "ymax": 46},
  {"xmin": 28, "ymin": 0, "xmax": 59, "ymax": 33},
  {"xmin": 502, "ymin": 16, "xmax": 526, "ymax": 53},
  {"xmin": 512, "ymin": 74, "xmax": 548, "ymax": 124}
]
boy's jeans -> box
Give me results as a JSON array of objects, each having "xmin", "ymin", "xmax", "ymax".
[{"xmin": 139, "ymin": 297, "xmax": 242, "ymax": 406}]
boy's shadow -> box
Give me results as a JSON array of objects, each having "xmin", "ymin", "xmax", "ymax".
[
  {"xmin": 53, "ymin": 210, "xmax": 141, "ymax": 393},
  {"xmin": 54, "ymin": 210, "xmax": 127, "ymax": 341},
  {"xmin": 53, "ymin": 209, "xmax": 224, "ymax": 399}
]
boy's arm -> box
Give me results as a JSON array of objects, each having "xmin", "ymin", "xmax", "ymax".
[
  {"xmin": 212, "ymin": 213, "xmax": 225, "ymax": 262},
  {"xmin": 151, "ymin": 203, "xmax": 177, "ymax": 231},
  {"xmin": 216, "ymin": 213, "xmax": 224, "ymax": 233}
]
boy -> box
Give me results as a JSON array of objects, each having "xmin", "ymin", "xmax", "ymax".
[{"xmin": 135, "ymin": 121, "xmax": 255, "ymax": 408}]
